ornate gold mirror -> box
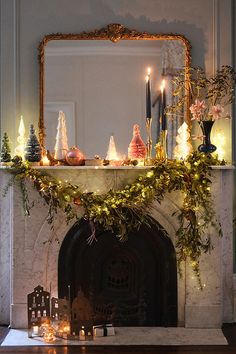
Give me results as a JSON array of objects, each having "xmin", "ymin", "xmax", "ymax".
[{"xmin": 38, "ymin": 24, "xmax": 191, "ymax": 159}]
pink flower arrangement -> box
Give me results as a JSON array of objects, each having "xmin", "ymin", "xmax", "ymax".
[{"xmin": 190, "ymin": 100, "xmax": 226, "ymax": 122}]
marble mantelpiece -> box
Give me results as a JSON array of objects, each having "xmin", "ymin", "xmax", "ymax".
[{"xmin": 0, "ymin": 166, "xmax": 234, "ymax": 328}]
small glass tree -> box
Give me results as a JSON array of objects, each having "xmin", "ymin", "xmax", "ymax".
[
  {"xmin": 1, "ymin": 132, "xmax": 11, "ymax": 163},
  {"xmin": 25, "ymin": 124, "xmax": 42, "ymax": 162}
]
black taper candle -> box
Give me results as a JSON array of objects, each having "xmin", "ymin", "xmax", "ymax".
[
  {"xmin": 146, "ymin": 72, "xmax": 151, "ymax": 119},
  {"xmin": 161, "ymin": 87, "xmax": 167, "ymax": 130}
]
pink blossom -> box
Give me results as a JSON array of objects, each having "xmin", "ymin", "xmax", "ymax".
[
  {"xmin": 209, "ymin": 104, "xmax": 224, "ymax": 120},
  {"xmin": 190, "ymin": 99, "xmax": 206, "ymax": 121}
]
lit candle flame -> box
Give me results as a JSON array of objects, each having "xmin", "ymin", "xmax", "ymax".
[
  {"xmin": 160, "ymin": 79, "xmax": 166, "ymax": 93},
  {"xmin": 147, "ymin": 67, "xmax": 151, "ymax": 75},
  {"xmin": 42, "ymin": 155, "xmax": 50, "ymax": 166}
]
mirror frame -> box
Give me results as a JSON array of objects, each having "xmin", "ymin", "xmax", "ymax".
[{"xmin": 38, "ymin": 23, "xmax": 191, "ymax": 149}]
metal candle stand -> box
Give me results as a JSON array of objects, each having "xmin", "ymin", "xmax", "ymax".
[
  {"xmin": 145, "ymin": 117, "xmax": 153, "ymax": 165},
  {"xmin": 158, "ymin": 130, "xmax": 168, "ymax": 162}
]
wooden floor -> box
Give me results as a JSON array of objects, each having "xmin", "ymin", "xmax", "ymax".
[{"xmin": 0, "ymin": 324, "xmax": 236, "ymax": 354}]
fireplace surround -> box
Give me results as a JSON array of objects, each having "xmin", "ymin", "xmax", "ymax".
[{"xmin": 0, "ymin": 166, "xmax": 234, "ymax": 329}]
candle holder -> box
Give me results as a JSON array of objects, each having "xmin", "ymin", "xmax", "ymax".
[
  {"xmin": 156, "ymin": 130, "xmax": 167, "ymax": 162},
  {"xmin": 145, "ymin": 118, "xmax": 153, "ymax": 166}
]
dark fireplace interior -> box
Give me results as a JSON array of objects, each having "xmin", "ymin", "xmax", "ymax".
[{"xmin": 58, "ymin": 218, "xmax": 177, "ymax": 327}]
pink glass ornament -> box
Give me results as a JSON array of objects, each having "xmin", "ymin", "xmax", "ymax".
[
  {"xmin": 128, "ymin": 124, "xmax": 147, "ymax": 159},
  {"xmin": 65, "ymin": 146, "xmax": 85, "ymax": 166}
]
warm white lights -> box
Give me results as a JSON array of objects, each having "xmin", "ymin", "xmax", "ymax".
[{"xmin": 213, "ymin": 130, "xmax": 226, "ymax": 160}]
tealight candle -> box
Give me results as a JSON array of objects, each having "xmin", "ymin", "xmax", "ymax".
[{"xmin": 41, "ymin": 155, "xmax": 50, "ymax": 166}]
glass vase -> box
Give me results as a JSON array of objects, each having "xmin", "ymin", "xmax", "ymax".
[{"xmin": 198, "ymin": 120, "xmax": 216, "ymax": 153}]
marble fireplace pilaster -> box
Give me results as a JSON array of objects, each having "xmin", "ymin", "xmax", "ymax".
[{"xmin": 0, "ymin": 166, "xmax": 234, "ymax": 328}]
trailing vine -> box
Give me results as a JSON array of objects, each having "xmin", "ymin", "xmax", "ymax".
[{"xmin": 5, "ymin": 152, "xmax": 222, "ymax": 289}]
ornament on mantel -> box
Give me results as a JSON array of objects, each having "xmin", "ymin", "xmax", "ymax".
[
  {"xmin": 1, "ymin": 132, "xmax": 11, "ymax": 163},
  {"xmin": 128, "ymin": 124, "xmax": 147, "ymax": 159},
  {"xmin": 174, "ymin": 122, "xmax": 192, "ymax": 160},
  {"xmin": 106, "ymin": 135, "xmax": 119, "ymax": 160},
  {"xmin": 25, "ymin": 124, "xmax": 42, "ymax": 163},
  {"xmin": 15, "ymin": 115, "xmax": 26, "ymax": 160},
  {"xmin": 27, "ymin": 285, "xmax": 50, "ymax": 338},
  {"xmin": 54, "ymin": 111, "xmax": 68, "ymax": 161},
  {"xmin": 65, "ymin": 146, "xmax": 85, "ymax": 166}
]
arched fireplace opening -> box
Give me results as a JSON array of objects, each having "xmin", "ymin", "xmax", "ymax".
[{"xmin": 58, "ymin": 218, "xmax": 177, "ymax": 327}]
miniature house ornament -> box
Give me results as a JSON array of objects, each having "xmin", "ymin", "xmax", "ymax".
[{"xmin": 27, "ymin": 285, "xmax": 50, "ymax": 338}]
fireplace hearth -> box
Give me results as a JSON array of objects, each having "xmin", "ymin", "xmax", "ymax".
[{"xmin": 58, "ymin": 219, "xmax": 177, "ymax": 327}]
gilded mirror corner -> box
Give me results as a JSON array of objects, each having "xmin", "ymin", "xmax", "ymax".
[{"xmin": 38, "ymin": 24, "xmax": 191, "ymax": 158}]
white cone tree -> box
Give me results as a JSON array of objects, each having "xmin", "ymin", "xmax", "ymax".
[
  {"xmin": 106, "ymin": 135, "xmax": 118, "ymax": 160},
  {"xmin": 54, "ymin": 111, "xmax": 68, "ymax": 160},
  {"xmin": 15, "ymin": 116, "xmax": 26, "ymax": 160},
  {"xmin": 174, "ymin": 122, "xmax": 192, "ymax": 160}
]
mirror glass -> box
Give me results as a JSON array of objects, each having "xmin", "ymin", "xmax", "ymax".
[{"xmin": 44, "ymin": 38, "xmax": 186, "ymax": 159}]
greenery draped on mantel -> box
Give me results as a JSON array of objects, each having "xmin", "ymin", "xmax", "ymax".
[{"xmin": 4, "ymin": 152, "xmax": 222, "ymax": 289}]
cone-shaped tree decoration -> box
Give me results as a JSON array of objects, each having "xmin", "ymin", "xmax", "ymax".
[
  {"xmin": 15, "ymin": 115, "xmax": 26, "ymax": 160},
  {"xmin": 1, "ymin": 132, "xmax": 11, "ymax": 162},
  {"xmin": 54, "ymin": 111, "xmax": 68, "ymax": 161},
  {"xmin": 174, "ymin": 122, "xmax": 193, "ymax": 160},
  {"xmin": 25, "ymin": 124, "xmax": 42, "ymax": 162},
  {"xmin": 106, "ymin": 135, "xmax": 118, "ymax": 160},
  {"xmin": 128, "ymin": 124, "xmax": 147, "ymax": 159}
]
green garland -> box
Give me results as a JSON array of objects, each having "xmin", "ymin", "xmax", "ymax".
[{"xmin": 5, "ymin": 152, "xmax": 222, "ymax": 289}]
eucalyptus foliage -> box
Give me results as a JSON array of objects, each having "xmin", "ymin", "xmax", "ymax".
[
  {"xmin": 6, "ymin": 153, "xmax": 222, "ymax": 288},
  {"xmin": 167, "ymin": 65, "xmax": 236, "ymax": 115}
]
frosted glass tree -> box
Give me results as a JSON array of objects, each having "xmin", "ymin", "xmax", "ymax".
[
  {"xmin": 54, "ymin": 111, "xmax": 68, "ymax": 160},
  {"xmin": 1, "ymin": 132, "xmax": 11, "ymax": 163},
  {"xmin": 25, "ymin": 124, "xmax": 42, "ymax": 163},
  {"xmin": 106, "ymin": 135, "xmax": 118, "ymax": 160},
  {"xmin": 15, "ymin": 116, "xmax": 26, "ymax": 160},
  {"xmin": 174, "ymin": 122, "xmax": 192, "ymax": 160}
]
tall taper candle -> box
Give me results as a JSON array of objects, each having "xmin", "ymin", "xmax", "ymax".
[
  {"xmin": 160, "ymin": 79, "xmax": 167, "ymax": 130},
  {"xmin": 146, "ymin": 68, "xmax": 151, "ymax": 119}
]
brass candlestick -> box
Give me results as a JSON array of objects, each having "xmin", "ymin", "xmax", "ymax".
[
  {"xmin": 156, "ymin": 130, "xmax": 167, "ymax": 162},
  {"xmin": 145, "ymin": 117, "xmax": 153, "ymax": 165}
]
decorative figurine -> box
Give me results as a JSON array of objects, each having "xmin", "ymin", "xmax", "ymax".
[
  {"xmin": 54, "ymin": 111, "xmax": 68, "ymax": 161},
  {"xmin": 65, "ymin": 146, "xmax": 85, "ymax": 166},
  {"xmin": 128, "ymin": 124, "xmax": 146, "ymax": 159},
  {"xmin": 0, "ymin": 132, "xmax": 11, "ymax": 164},
  {"xmin": 25, "ymin": 124, "xmax": 42, "ymax": 164}
]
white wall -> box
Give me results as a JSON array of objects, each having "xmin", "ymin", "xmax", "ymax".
[
  {"xmin": 0, "ymin": 0, "xmax": 233, "ymax": 155},
  {"xmin": 0, "ymin": 0, "xmax": 234, "ymax": 325}
]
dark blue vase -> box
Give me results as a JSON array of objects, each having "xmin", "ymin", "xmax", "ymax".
[{"xmin": 198, "ymin": 121, "xmax": 216, "ymax": 153}]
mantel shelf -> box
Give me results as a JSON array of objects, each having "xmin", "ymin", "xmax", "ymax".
[{"xmin": 0, "ymin": 164, "xmax": 234, "ymax": 171}]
